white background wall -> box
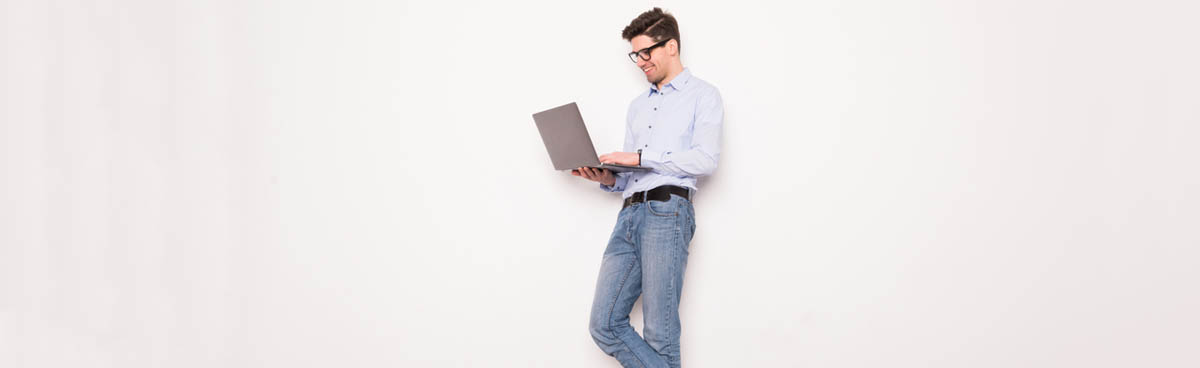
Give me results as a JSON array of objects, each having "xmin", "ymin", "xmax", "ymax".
[{"xmin": 3, "ymin": 0, "xmax": 1198, "ymax": 367}]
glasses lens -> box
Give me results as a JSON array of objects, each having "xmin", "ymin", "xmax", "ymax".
[{"xmin": 629, "ymin": 40, "xmax": 666, "ymax": 63}]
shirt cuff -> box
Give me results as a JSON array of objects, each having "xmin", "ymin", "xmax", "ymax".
[{"xmin": 599, "ymin": 172, "xmax": 628, "ymax": 192}]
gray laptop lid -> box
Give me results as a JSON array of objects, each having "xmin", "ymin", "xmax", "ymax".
[{"xmin": 532, "ymin": 102, "xmax": 650, "ymax": 173}]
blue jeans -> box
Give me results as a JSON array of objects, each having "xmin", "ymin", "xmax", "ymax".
[{"xmin": 589, "ymin": 193, "xmax": 696, "ymax": 368}]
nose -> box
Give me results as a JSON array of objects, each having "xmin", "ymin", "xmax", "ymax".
[{"xmin": 636, "ymin": 58, "xmax": 649, "ymax": 69}]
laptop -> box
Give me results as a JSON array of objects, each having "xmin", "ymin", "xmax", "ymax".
[{"xmin": 532, "ymin": 102, "xmax": 651, "ymax": 173}]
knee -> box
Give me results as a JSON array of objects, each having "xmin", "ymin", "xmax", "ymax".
[
  {"xmin": 589, "ymin": 316, "xmax": 628, "ymax": 345},
  {"xmin": 589, "ymin": 317, "xmax": 612, "ymax": 343}
]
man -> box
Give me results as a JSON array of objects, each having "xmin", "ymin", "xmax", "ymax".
[{"xmin": 574, "ymin": 8, "xmax": 723, "ymax": 368}]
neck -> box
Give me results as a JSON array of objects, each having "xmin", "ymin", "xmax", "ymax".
[{"xmin": 656, "ymin": 62, "xmax": 684, "ymax": 90}]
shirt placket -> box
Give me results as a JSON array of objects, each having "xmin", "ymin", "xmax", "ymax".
[{"xmin": 636, "ymin": 91, "xmax": 663, "ymax": 186}]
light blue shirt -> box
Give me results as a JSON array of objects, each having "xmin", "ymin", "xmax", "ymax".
[{"xmin": 600, "ymin": 68, "xmax": 723, "ymax": 199}]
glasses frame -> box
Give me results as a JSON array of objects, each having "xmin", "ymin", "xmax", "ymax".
[{"xmin": 627, "ymin": 38, "xmax": 672, "ymax": 63}]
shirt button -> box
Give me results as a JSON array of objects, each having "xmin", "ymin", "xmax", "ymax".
[
  {"xmin": 649, "ymin": 125, "xmax": 652, "ymax": 129},
  {"xmin": 644, "ymin": 144, "xmax": 648, "ymax": 147},
  {"xmin": 653, "ymin": 107, "xmax": 657, "ymax": 111}
]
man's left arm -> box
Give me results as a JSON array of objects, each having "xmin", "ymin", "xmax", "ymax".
[{"xmin": 640, "ymin": 89, "xmax": 724, "ymax": 177}]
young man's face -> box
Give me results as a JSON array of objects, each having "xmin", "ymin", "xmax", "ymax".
[{"xmin": 630, "ymin": 35, "xmax": 672, "ymax": 86}]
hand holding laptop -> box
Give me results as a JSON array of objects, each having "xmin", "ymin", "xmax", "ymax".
[
  {"xmin": 572, "ymin": 151, "xmax": 640, "ymax": 185},
  {"xmin": 572, "ymin": 167, "xmax": 615, "ymax": 186}
]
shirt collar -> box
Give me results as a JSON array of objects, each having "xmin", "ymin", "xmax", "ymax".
[{"xmin": 649, "ymin": 67, "xmax": 692, "ymax": 97}]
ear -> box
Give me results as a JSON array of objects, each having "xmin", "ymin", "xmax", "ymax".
[{"xmin": 668, "ymin": 39, "xmax": 679, "ymax": 56}]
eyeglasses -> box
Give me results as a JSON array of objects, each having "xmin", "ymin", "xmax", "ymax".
[{"xmin": 627, "ymin": 38, "xmax": 672, "ymax": 63}]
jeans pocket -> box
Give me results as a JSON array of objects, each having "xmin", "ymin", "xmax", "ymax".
[{"xmin": 646, "ymin": 196, "xmax": 678, "ymax": 217}]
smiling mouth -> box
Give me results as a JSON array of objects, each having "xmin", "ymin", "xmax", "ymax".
[{"xmin": 643, "ymin": 66, "xmax": 655, "ymax": 75}]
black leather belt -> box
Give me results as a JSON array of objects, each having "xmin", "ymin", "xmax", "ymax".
[{"xmin": 623, "ymin": 185, "xmax": 692, "ymax": 209}]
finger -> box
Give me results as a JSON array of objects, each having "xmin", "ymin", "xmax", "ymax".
[{"xmin": 571, "ymin": 169, "xmax": 580, "ymax": 176}]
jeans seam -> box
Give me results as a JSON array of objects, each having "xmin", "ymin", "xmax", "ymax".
[
  {"xmin": 670, "ymin": 217, "xmax": 681, "ymax": 350},
  {"xmin": 606, "ymin": 257, "xmax": 648, "ymax": 368},
  {"xmin": 668, "ymin": 206, "xmax": 688, "ymax": 360},
  {"xmin": 625, "ymin": 206, "xmax": 642, "ymax": 241}
]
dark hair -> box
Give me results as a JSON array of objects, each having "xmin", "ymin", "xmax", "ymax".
[{"xmin": 621, "ymin": 7, "xmax": 681, "ymax": 52}]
